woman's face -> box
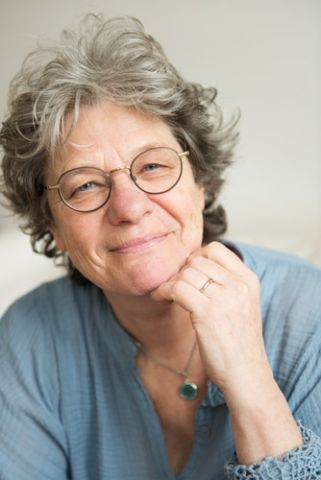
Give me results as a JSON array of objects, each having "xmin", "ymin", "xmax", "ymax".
[{"xmin": 48, "ymin": 102, "xmax": 205, "ymax": 296}]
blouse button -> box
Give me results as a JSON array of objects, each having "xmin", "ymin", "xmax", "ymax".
[{"xmin": 199, "ymin": 424, "xmax": 211, "ymax": 438}]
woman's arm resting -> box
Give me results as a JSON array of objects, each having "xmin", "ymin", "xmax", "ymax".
[{"xmin": 152, "ymin": 241, "xmax": 303, "ymax": 464}]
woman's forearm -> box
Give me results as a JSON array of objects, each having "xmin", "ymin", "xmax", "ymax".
[{"xmin": 224, "ymin": 371, "xmax": 302, "ymax": 465}]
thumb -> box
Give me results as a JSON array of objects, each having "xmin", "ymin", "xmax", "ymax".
[{"xmin": 150, "ymin": 281, "xmax": 175, "ymax": 303}]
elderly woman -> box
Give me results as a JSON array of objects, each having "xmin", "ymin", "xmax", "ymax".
[{"xmin": 1, "ymin": 15, "xmax": 321, "ymax": 480}]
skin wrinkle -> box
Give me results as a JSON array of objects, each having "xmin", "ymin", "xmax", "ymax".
[
  {"xmin": 48, "ymin": 101, "xmax": 303, "ymax": 471},
  {"xmin": 48, "ymin": 101, "xmax": 205, "ymax": 297},
  {"xmin": 1, "ymin": 15, "xmax": 237, "ymax": 279},
  {"xmin": 2, "ymin": 16, "xmax": 312, "ymax": 475}
]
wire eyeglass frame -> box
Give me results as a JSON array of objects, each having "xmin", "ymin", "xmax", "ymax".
[{"xmin": 45, "ymin": 147, "xmax": 190, "ymax": 213}]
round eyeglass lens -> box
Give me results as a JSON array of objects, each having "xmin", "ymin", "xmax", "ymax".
[
  {"xmin": 131, "ymin": 147, "xmax": 182, "ymax": 194},
  {"xmin": 60, "ymin": 167, "xmax": 111, "ymax": 212}
]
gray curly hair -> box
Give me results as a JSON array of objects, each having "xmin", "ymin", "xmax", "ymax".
[{"xmin": 0, "ymin": 14, "xmax": 238, "ymax": 282}]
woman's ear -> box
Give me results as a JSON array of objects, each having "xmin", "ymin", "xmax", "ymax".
[
  {"xmin": 197, "ymin": 183, "xmax": 206, "ymax": 211},
  {"xmin": 50, "ymin": 224, "xmax": 67, "ymax": 252}
]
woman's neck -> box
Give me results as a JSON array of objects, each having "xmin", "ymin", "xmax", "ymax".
[{"xmin": 104, "ymin": 289, "xmax": 195, "ymax": 354}]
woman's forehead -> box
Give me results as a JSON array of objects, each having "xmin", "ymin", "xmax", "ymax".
[
  {"xmin": 49, "ymin": 102, "xmax": 181, "ymax": 176},
  {"xmin": 65, "ymin": 102, "xmax": 174, "ymax": 143}
]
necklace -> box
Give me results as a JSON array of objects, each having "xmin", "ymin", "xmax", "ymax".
[{"xmin": 135, "ymin": 340, "xmax": 198, "ymax": 401}]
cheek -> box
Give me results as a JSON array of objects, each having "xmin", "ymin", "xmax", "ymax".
[
  {"xmin": 181, "ymin": 189, "xmax": 205, "ymax": 246},
  {"xmin": 51, "ymin": 212, "xmax": 99, "ymax": 254},
  {"xmin": 175, "ymin": 183, "xmax": 204, "ymax": 225},
  {"xmin": 186, "ymin": 206, "xmax": 204, "ymax": 244},
  {"xmin": 157, "ymin": 190, "xmax": 204, "ymax": 249}
]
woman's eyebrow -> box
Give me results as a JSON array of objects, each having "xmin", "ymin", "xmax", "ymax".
[
  {"xmin": 60, "ymin": 141, "xmax": 179, "ymax": 175},
  {"xmin": 131, "ymin": 142, "xmax": 179, "ymax": 156}
]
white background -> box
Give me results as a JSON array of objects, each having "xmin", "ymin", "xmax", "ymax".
[{"xmin": 1, "ymin": 0, "xmax": 320, "ymax": 316}]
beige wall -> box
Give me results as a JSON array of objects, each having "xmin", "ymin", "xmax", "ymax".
[{"xmin": 1, "ymin": 0, "xmax": 320, "ymax": 315}]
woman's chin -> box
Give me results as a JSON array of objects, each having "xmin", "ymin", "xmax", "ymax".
[{"xmin": 126, "ymin": 257, "xmax": 182, "ymax": 295}]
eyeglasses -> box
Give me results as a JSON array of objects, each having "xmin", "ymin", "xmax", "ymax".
[{"xmin": 45, "ymin": 147, "xmax": 189, "ymax": 212}]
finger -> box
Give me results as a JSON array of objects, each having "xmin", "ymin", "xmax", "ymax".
[
  {"xmin": 194, "ymin": 242, "xmax": 258, "ymax": 284},
  {"xmin": 180, "ymin": 264, "xmax": 236, "ymax": 303},
  {"xmin": 192, "ymin": 241, "xmax": 242, "ymax": 269},
  {"xmin": 150, "ymin": 279, "xmax": 210, "ymax": 315},
  {"xmin": 184, "ymin": 255, "xmax": 260, "ymax": 306},
  {"xmin": 180, "ymin": 265, "xmax": 214, "ymax": 291},
  {"xmin": 152, "ymin": 279, "xmax": 234, "ymax": 331},
  {"xmin": 186, "ymin": 256, "xmax": 235, "ymax": 287}
]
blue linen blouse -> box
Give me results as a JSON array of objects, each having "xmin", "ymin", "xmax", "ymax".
[{"xmin": 0, "ymin": 243, "xmax": 321, "ymax": 479}]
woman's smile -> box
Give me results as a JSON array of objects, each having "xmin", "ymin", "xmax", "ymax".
[
  {"xmin": 109, "ymin": 232, "xmax": 171, "ymax": 254},
  {"xmin": 49, "ymin": 102, "xmax": 205, "ymax": 295}
]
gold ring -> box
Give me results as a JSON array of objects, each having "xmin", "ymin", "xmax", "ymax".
[{"xmin": 199, "ymin": 277, "xmax": 214, "ymax": 293}]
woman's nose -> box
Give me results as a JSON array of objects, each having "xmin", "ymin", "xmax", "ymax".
[{"xmin": 106, "ymin": 171, "xmax": 154, "ymax": 225}]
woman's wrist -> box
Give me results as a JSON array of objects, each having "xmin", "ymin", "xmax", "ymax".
[{"xmin": 224, "ymin": 375, "xmax": 302, "ymax": 465}]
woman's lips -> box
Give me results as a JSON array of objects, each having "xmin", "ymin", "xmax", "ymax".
[{"xmin": 110, "ymin": 233, "xmax": 169, "ymax": 254}]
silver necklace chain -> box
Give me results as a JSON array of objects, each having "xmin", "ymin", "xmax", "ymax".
[{"xmin": 135, "ymin": 339, "xmax": 197, "ymax": 379}]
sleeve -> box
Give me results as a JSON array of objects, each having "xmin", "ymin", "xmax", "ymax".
[
  {"xmin": 224, "ymin": 424, "xmax": 321, "ymax": 479},
  {"xmin": 0, "ymin": 299, "xmax": 70, "ymax": 480},
  {"xmin": 223, "ymin": 261, "xmax": 321, "ymax": 479}
]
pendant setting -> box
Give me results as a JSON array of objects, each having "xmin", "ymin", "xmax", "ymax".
[{"xmin": 179, "ymin": 381, "xmax": 198, "ymax": 401}]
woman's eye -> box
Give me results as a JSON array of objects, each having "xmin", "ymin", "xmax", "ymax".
[
  {"xmin": 143, "ymin": 163, "xmax": 161, "ymax": 171},
  {"xmin": 78, "ymin": 182, "xmax": 95, "ymax": 192},
  {"xmin": 70, "ymin": 181, "xmax": 96, "ymax": 198},
  {"xmin": 141, "ymin": 163, "xmax": 170, "ymax": 174}
]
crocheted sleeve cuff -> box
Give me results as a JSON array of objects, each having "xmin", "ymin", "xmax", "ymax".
[{"xmin": 224, "ymin": 424, "xmax": 321, "ymax": 479}]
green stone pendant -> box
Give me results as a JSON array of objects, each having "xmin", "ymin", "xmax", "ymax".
[{"xmin": 179, "ymin": 382, "xmax": 198, "ymax": 401}]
